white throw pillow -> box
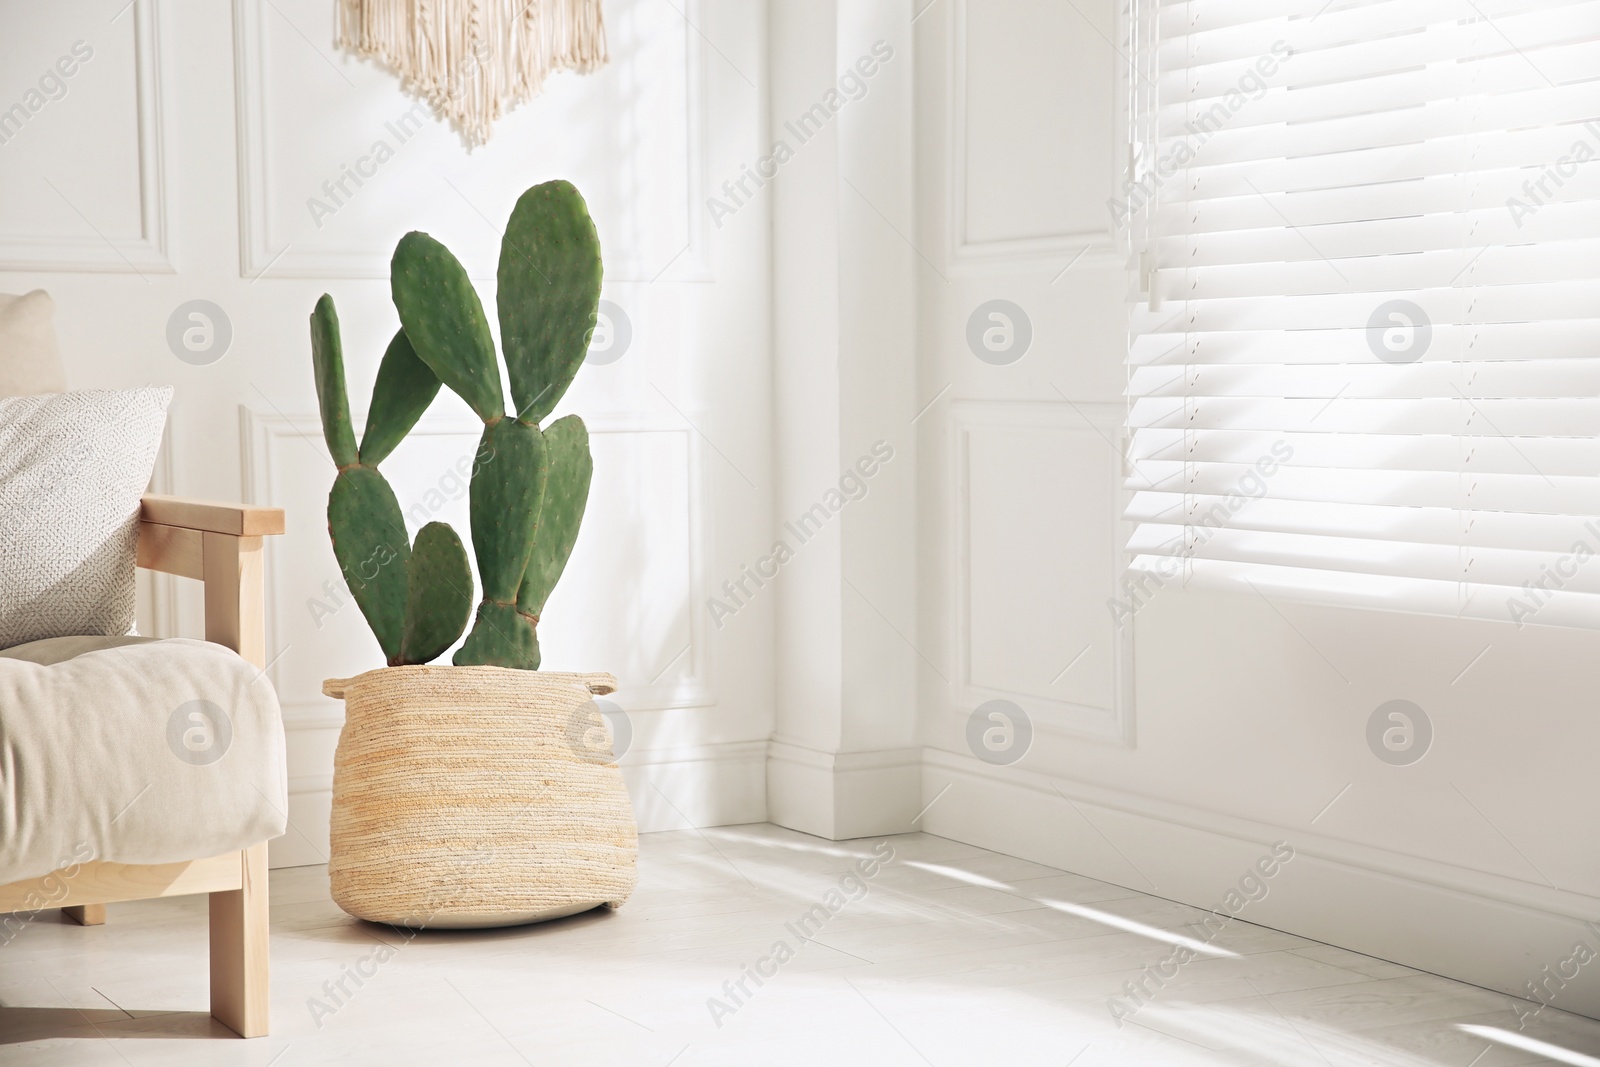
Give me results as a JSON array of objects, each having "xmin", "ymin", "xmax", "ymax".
[{"xmin": 0, "ymin": 387, "xmax": 172, "ymax": 648}]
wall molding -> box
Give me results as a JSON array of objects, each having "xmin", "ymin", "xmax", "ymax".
[
  {"xmin": 942, "ymin": 0, "xmax": 1116, "ymax": 274},
  {"xmin": 231, "ymin": 0, "xmax": 711, "ymax": 281},
  {"xmin": 947, "ymin": 399, "xmax": 1134, "ymax": 746},
  {"xmin": 0, "ymin": 0, "xmax": 173, "ymax": 273}
]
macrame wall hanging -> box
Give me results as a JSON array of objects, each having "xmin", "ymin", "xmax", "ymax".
[{"xmin": 336, "ymin": 0, "xmax": 608, "ymax": 147}]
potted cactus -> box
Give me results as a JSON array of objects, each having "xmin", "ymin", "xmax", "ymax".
[{"xmin": 311, "ymin": 181, "xmax": 637, "ymax": 929}]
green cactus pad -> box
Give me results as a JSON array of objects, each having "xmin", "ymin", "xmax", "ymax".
[
  {"xmin": 470, "ymin": 418, "xmax": 548, "ymax": 602},
  {"xmin": 399, "ymin": 521, "xmax": 473, "ymax": 664},
  {"xmin": 360, "ymin": 329, "xmax": 441, "ymax": 467},
  {"xmin": 328, "ymin": 465, "xmax": 411, "ymax": 661},
  {"xmin": 452, "ymin": 600, "xmax": 540, "ymax": 669},
  {"xmin": 517, "ymin": 415, "xmax": 592, "ymax": 618},
  {"xmin": 310, "ymin": 294, "xmax": 358, "ymax": 467},
  {"xmin": 498, "ymin": 181, "xmax": 603, "ymax": 424},
  {"xmin": 391, "ymin": 231, "xmax": 504, "ymax": 422}
]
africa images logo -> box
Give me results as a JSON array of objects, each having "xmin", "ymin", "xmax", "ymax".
[{"xmin": 166, "ymin": 700, "xmax": 232, "ymax": 766}]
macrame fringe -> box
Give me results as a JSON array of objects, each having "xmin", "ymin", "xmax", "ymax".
[{"xmin": 336, "ymin": 0, "xmax": 608, "ymax": 147}]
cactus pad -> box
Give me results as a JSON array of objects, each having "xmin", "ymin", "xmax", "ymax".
[
  {"xmin": 328, "ymin": 466, "xmax": 411, "ymax": 661},
  {"xmin": 391, "ymin": 231, "xmax": 504, "ymax": 422},
  {"xmin": 470, "ymin": 418, "xmax": 548, "ymax": 603},
  {"xmin": 399, "ymin": 521, "xmax": 473, "ymax": 664},
  {"xmin": 310, "ymin": 294, "xmax": 358, "ymax": 467},
  {"xmin": 498, "ymin": 181, "xmax": 603, "ymax": 423},
  {"xmin": 517, "ymin": 415, "xmax": 592, "ymax": 618},
  {"xmin": 360, "ymin": 329, "xmax": 441, "ymax": 467}
]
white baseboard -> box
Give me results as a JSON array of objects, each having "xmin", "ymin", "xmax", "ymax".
[
  {"xmin": 919, "ymin": 747, "xmax": 1600, "ymax": 1020},
  {"xmin": 270, "ymin": 774, "xmax": 333, "ymax": 869},
  {"xmin": 622, "ymin": 741, "xmax": 769, "ymax": 832},
  {"xmin": 265, "ymin": 726, "xmax": 1600, "ymax": 1020},
  {"xmin": 766, "ymin": 740, "xmax": 922, "ymax": 840}
]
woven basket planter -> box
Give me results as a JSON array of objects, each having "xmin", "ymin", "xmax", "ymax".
[{"xmin": 322, "ymin": 665, "xmax": 637, "ymax": 929}]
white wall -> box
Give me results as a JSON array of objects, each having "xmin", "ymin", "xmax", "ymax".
[
  {"xmin": 908, "ymin": 0, "xmax": 1600, "ymax": 1019},
  {"xmin": 0, "ymin": 0, "xmax": 775, "ymax": 863}
]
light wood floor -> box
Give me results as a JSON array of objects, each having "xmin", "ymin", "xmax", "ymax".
[{"xmin": 2, "ymin": 824, "xmax": 1597, "ymax": 1065}]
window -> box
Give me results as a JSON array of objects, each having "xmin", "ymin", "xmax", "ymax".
[{"xmin": 1122, "ymin": 0, "xmax": 1600, "ymax": 628}]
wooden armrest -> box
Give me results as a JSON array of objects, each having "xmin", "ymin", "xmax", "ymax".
[
  {"xmin": 141, "ymin": 495, "xmax": 285, "ymax": 537},
  {"xmin": 137, "ymin": 496, "xmax": 276, "ymax": 670}
]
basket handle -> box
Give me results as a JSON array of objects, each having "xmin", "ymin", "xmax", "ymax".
[{"xmin": 581, "ymin": 672, "xmax": 618, "ymax": 696}]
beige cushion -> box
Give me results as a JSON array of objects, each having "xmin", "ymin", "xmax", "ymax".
[
  {"xmin": 0, "ymin": 636, "xmax": 287, "ymax": 883},
  {"xmin": 0, "ymin": 291, "xmax": 67, "ymax": 397},
  {"xmin": 0, "ymin": 634, "xmax": 150, "ymax": 665}
]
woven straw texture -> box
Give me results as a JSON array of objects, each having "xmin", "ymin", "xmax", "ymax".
[{"xmin": 324, "ymin": 665, "xmax": 637, "ymax": 928}]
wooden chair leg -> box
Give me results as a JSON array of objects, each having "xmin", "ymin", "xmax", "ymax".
[
  {"xmin": 63, "ymin": 904, "xmax": 106, "ymax": 926},
  {"xmin": 209, "ymin": 843, "xmax": 269, "ymax": 1037}
]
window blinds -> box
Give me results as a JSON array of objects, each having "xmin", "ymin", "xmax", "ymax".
[{"xmin": 1122, "ymin": 0, "xmax": 1600, "ymax": 628}]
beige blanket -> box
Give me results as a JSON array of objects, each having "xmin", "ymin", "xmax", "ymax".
[{"xmin": 0, "ymin": 635, "xmax": 287, "ymax": 884}]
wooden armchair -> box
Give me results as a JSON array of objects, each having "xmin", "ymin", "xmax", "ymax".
[{"xmin": 0, "ymin": 495, "xmax": 285, "ymax": 1038}]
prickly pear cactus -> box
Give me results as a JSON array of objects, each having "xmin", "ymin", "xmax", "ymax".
[
  {"xmin": 310, "ymin": 295, "xmax": 473, "ymax": 666},
  {"xmin": 311, "ymin": 180, "xmax": 601, "ymax": 671}
]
